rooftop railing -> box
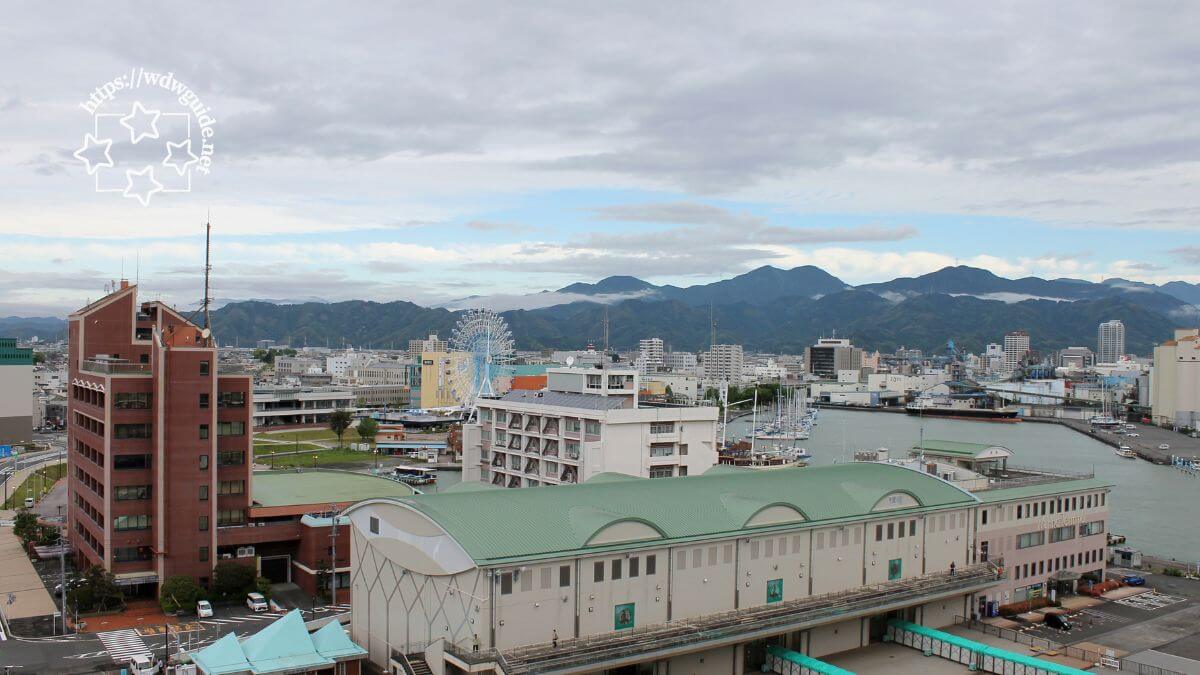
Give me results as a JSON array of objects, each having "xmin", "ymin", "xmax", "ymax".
[{"xmin": 80, "ymin": 359, "xmax": 151, "ymax": 375}]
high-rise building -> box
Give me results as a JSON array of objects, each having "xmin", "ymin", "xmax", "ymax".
[
  {"xmin": 637, "ymin": 338, "xmax": 664, "ymax": 374},
  {"xmin": 68, "ymin": 281, "xmax": 253, "ymax": 590},
  {"xmin": 1150, "ymin": 328, "xmax": 1200, "ymax": 428},
  {"xmin": 1003, "ymin": 331, "xmax": 1030, "ymax": 371},
  {"xmin": 1097, "ymin": 320, "xmax": 1125, "ymax": 364},
  {"xmin": 703, "ymin": 344, "xmax": 744, "ymax": 382},
  {"xmin": 0, "ymin": 338, "xmax": 33, "ymax": 444},
  {"xmin": 804, "ymin": 338, "xmax": 862, "ymax": 379},
  {"xmin": 664, "ymin": 351, "xmax": 698, "ymax": 373}
]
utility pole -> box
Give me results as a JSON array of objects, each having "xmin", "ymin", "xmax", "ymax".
[
  {"xmin": 58, "ymin": 504, "xmax": 67, "ymax": 635},
  {"xmin": 328, "ymin": 503, "xmax": 339, "ymax": 606},
  {"xmin": 202, "ymin": 219, "xmax": 213, "ymax": 329}
]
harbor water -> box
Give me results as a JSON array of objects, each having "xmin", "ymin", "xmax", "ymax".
[{"xmin": 729, "ymin": 408, "xmax": 1200, "ymax": 562}]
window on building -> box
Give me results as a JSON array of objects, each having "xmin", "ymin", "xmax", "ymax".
[
  {"xmin": 875, "ymin": 524, "xmax": 883, "ymax": 541},
  {"xmin": 559, "ymin": 565, "xmax": 570, "ymax": 587},
  {"xmin": 114, "ymin": 423, "xmax": 152, "ymax": 439},
  {"xmin": 678, "ymin": 466, "xmax": 688, "ymax": 476},
  {"xmin": 584, "ymin": 421, "xmax": 601, "ymax": 436},
  {"xmin": 649, "ymin": 466, "xmax": 673, "ymax": 478},
  {"xmin": 218, "ymin": 451, "xmax": 245, "ymax": 466},
  {"xmin": 199, "ymin": 455, "xmax": 209, "ymax": 470},
  {"xmin": 113, "ymin": 392, "xmax": 151, "ymax": 409},
  {"xmin": 199, "ymin": 515, "xmax": 209, "ymax": 531},
  {"xmin": 114, "ymin": 514, "xmax": 151, "ymax": 531},
  {"xmin": 500, "ymin": 572, "xmax": 513, "ymax": 595},
  {"xmin": 679, "ymin": 443, "xmax": 688, "ymax": 456},
  {"xmin": 1080, "ymin": 521, "xmax": 1105, "ymax": 536},
  {"xmin": 1016, "ymin": 505, "xmax": 1023, "ymax": 519},
  {"xmin": 199, "ymin": 424, "xmax": 210, "ymax": 440},
  {"xmin": 114, "ymin": 546, "xmax": 152, "ymax": 562},
  {"xmin": 630, "ymin": 557, "xmax": 640, "ymax": 577},
  {"xmin": 887, "ymin": 523, "xmax": 894, "ymax": 540},
  {"xmin": 218, "ymin": 480, "xmax": 245, "ymax": 496},
  {"xmin": 199, "ymin": 393, "xmax": 210, "ymax": 409},
  {"xmin": 217, "ymin": 509, "xmax": 245, "ymax": 526},
  {"xmin": 217, "ymin": 421, "xmax": 245, "ymax": 436},
  {"xmin": 981, "ymin": 510, "xmax": 989, "ymax": 526},
  {"xmin": 646, "ymin": 555, "xmax": 656, "ymax": 575},
  {"xmin": 1049, "ymin": 526, "xmax": 1076, "ymax": 543},
  {"xmin": 594, "ymin": 561, "xmax": 604, "ymax": 582},
  {"xmin": 369, "ymin": 517, "xmax": 379, "ymax": 534},
  {"xmin": 649, "ymin": 422, "xmax": 675, "ymax": 434},
  {"xmin": 113, "ymin": 454, "xmax": 151, "ymax": 470},
  {"xmin": 115, "ymin": 485, "xmax": 151, "ymax": 500},
  {"xmin": 217, "ymin": 391, "xmax": 246, "ymax": 408},
  {"xmin": 1017, "ymin": 531, "xmax": 1045, "ymax": 549},
  {"xmin": 199, "ymin": 485, "xmax": 209, "ymax": 501},
  {"xmin": 199, "ymin": 547, "xmax": 209, "ymax": 562},
  {"xmin": 200, "ymin": 360, "xmax": 210, "ymax": 376},
  {"xmin": 611, "ymin": 559, "xmax": 622, "ymax": 580}
]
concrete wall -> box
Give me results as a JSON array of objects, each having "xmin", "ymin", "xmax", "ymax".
[
  {"xmin": 667, "ymin": 645, "xmax": 738, "ymax": 675},
  {"xmin": 670, "ymin": 541, "xmax": 737, "ymax": 618},
  {"xmin": 806, "ymin": 618, "xmax": 864, "ymax": 658}
]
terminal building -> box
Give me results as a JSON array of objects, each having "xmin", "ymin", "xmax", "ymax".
[
  {"xmin": 461, "ymin": 367, "xmax": 719, "ymax": 487},
  {"xmin": 346, "ymin": 443, "xmax": 1109, "ymax": 674}
]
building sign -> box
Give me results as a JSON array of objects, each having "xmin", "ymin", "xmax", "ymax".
[
  {"xmin": 0, "ymin": 445, "xmax": 11, "ymax": 459},
  {"xmin": 614, "ymin": 603, "xmax": 635, "ymax": 630},
  {"xmin": 888, "ymin": 558, "xmax": 902, "ymax": 581},
  {"xmin": 766, "ymin": 579, "xmax": 783, "ymax": 604}
]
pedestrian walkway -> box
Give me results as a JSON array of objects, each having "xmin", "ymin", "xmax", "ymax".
[
  {"xmin": 98, "ymin": 628, "xmax": 154, "ymax": 663},
  {"xmin": 0, "ymin": 509, "xmax": 58, "ymax": 621}
]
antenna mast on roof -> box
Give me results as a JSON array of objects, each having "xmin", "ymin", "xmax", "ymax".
[
  {"xmin": 203, "ymin": 218, "xmax": 212, "ymax": 329},
  {"xmin": 602, "ymin": 308, "xmax": 610, "ymax": 369}
]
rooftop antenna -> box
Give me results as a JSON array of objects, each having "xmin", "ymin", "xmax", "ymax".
[
  {"xmin": 602, "ymin": 308, "xmax": 610, "ymax": 369},
  {"xmin": 202, "ymin": 218, "xmax": 213, "ymax": 329},
  {"xmin": 710, "ymin": 302, "xmax": 717, "ymax": 349}
]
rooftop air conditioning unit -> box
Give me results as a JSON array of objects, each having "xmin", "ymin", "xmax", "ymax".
[
  {"xmin": 237, "ymin": 546, "xmax": 255, "ymax": 558},
  {"xmin": 220, "ymin": 553, "xmax": 233, "ymax": 559}
]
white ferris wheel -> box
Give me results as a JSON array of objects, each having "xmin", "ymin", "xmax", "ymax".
[{"xmin": 449, "ymin": 308, "xmax": 515, "ymax": 413}]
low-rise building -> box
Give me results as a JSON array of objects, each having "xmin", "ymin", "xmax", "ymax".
[
  {"xmin": 253, "ymin": 386, "xmax": 356, "ymax": 430},
  {"xmin": 347, "ymin": 445, "xmax": 1108, "ymax": 674},
  {"xmin": 0, "ymin": 337, "xmax": 33, "ymax": 444},
  {"xmin": 461, "ymin": 367, "xmax": 718, "ymax": 486}
]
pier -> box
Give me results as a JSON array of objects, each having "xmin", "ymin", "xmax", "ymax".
[{"xmin": 1056, "ymin": 419, "xmax": 1200, "ymax": 464}]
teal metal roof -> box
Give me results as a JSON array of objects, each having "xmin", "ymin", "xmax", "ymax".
[
  {"xmin": 378, "ymin": 462, "xmax": 977, "ymax": 565},
  {"xmin": 188, "ymin": 610, "xmax": 362, "ymax": 674},
  {"xmin": 252, "ymin": 470, "xmax": 414, "ymax": 507},
  {"xmin": 767, "ymin": 645, "xmax": 856, "ymax": 674},
  {"xmin": 911, "ymin": 440, "xmax": 1010, "ymax": 458},
  {"xmin": 976, "ymin": 477, "xmax": 1112, "ymax": 503}
]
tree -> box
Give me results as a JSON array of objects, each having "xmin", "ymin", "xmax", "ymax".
[
  {"xmin": 160, "ymin": 575, "xmax": 204, "ymax": 614},
  {"xmin": 356, "ymin": 417, "xmax": 378, "ymax": 446},
  {"xmin": 12, "ymin": 510, "xmax": 37, "ymax": 542},
  {"xmin": 254, "ymin": 576, "xmax": 273, "ymax": 599},
  {"xmin": 69, "ymin": 565, "xmax": 123, "ymax": 613},
  {"xmin": 211, "ymin": 561, "xmax": 257, "ymax": 600},
  {"xmin": 329, "ymin": 409, "xmax": 354, "ymax": 448}
]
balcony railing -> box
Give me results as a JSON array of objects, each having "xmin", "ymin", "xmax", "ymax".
[
  {"xmin": 543, "ymin": 441, "xmax": 559, "ymax": 458},
  {"xmin": 560, "ymin": 469, "xmax": 577, "ymax": 484},
  {"xmin": 81, "ymin": 360, "xmax": 151, "ymax": 375},
  {"xmin": 491, "ymin": 453, "xmax": 505, "ymax": 467},
  {"xmin": 524, "ymin": 460, "xmax": 539, "ymax": 474},
  {"xmin": 485, "ymin": 563, "xmax": 1003, "ymax": 674}
]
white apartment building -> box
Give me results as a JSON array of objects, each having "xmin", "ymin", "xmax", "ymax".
[
  {"xmin": 1151, "ymin": 328, "xmax": 1200, "ymax": 428},
  {"xmin": 462, "ymin": 367, "xmax": 719, "ymax": 487},
  {"xmin": 408, "ymin": 334, "xmax": 448, "ymax": 360},
  {"xmin": 1003, "ymin": 331, "xmax": 1030, "ymax": 372},
  {"xmin": 348, "ymin": 360, "xmax": 416, "ymax": 386},
  {"xmin": 1097, "ymin": 320, "xmax": 1126, "ymax": 364},
  {"xmin": 703, "ymin": 344, "xmax": 744, "ymax": 383},
  {"xmin": 274, "ymin": 355, "xmax": 323, "ymax": 377},
  {"xmin": 638, "ymin": 337, "xmax": 664, "ymax": 373}
]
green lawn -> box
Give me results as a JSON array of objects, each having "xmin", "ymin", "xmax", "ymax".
[
  {"xmin": 253, "ymin": 441, "xmax": 327, "ymax": 456},
  {"xmin": 254, "ymin": 429, "xmax": 346, "ymax": 443},
  {"xmin": 3, "ymin": 462, "xmax": 67, "ymax": 509},
  {"xmin": 255, "ymin": 447, "xmax": 376, "ymax": 468}
]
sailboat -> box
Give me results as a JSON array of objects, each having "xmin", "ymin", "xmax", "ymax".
[{"xmin": 754, "ymin": 386, "xmax": 815, "ymax": 441}]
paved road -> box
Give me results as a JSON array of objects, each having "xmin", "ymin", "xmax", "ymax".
[{"xmin": 3, "ymin": 603, "xmax": 351, "ymax": 673}]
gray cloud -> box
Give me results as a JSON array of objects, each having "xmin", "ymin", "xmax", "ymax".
[
  {"xmin": 1169, "ymin": 246, "xmax": 1200, "ymax": 264},
  {"xmin": 463, "ymin": 220, "xmax": 537, "ymax": 233}
]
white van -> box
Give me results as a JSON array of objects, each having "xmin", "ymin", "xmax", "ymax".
[{"xmin": 23, "ymin": 497, "xmax": 34, "ymax": 508}]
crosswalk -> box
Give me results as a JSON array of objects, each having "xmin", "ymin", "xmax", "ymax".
[{"xmin": 97, "ymin": 628, "xmax": 153, "ymax": 663}]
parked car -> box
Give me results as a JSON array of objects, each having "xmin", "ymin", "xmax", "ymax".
[
  {"xmin": 1158, "ymin": 443, "xmax": 1170, "ymax": 450},
  {"xmin": 126, "ymin": 655, "xmax": 160, "ymax": 674},
  {"xmin": 23, "ymin": 497, "xmax": 34, "ymax": 508},
  {"xmin": 246, "ymin": 592, "xmax": 269, "ymax": 612},
  {"xmin": 1044, "ymin": 613, "xmax": 1073, "ymax": 631},
  {"xmin": 1127, "ymin": 433, "xmax": 1140, "ymax": 438},
  {"xmin": 53, "ymin": 580, "xmax": 80, "ymax": 596},
  {"xmin": 1121, "ymin": 574, "xmax": 1146, "ymax": 586},
  {"xmin": 197, "ymin": 600, "xmax": 213, "ymax": 617}
]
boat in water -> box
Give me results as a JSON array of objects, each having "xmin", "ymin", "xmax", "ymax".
[
  {"xmin": 391, "ymin": 466, "xmax": 438, "ymax": 485},
  {"xmin": 905, "ymin": 394, "xmax": 1019, "ymax": 421},
  {"xmin": 753, "ymin": 386, "xmax": 816, "ymax": 440},
  {"xmin": 1115, "ymin": 446, "xmax": 1136, "ymax": 459}
]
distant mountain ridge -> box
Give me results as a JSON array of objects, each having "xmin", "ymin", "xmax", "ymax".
[{"xmin": 10, "ymin": 265, "xmax": 1200, "ymax": 354}]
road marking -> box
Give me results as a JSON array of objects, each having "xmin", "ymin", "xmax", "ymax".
[
  {"xmin": 66, "ymin": 651, "xmax": 109, "ymax": 659},
  {"xmin": 97, "ymin": 628, "xmax": 153, "ymax": 663}
]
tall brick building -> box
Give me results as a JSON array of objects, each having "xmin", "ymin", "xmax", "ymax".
[{"xmin": 68, "ymin": 281, "xmax": 252, "ymax": 592}]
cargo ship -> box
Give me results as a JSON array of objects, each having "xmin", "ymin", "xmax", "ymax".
[{"xmin": 905, "ymin": 394, "xmax": 1019, "ymax": 421}]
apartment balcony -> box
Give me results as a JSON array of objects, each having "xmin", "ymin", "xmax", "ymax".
[
  {"xmin": 542, "ymin": 441, "xmax": 559, "ymax": 458},
  {"xmin": 560, "ymin": 468, "xmax": 578, "ymax": 484},
  {"xmin": 524, "ymin": 459, "xmax": 539, "ymax": 474},
  {"xmin": 524, "ymin": 439, "xmax": 540, "ymax": 453},
  {"xmin": 491, "ymin": 453, "xmax": 505, "ymax": 467},
  {"xmin": 491, "ymin": 473, "xmax": 505, "ymax": 486},
  {"xmin": 563, "ymin": 447, "xmax": 580, "ymax": 462},
  {"xmin": 507, "ymin": 415, "xmax": 523, "ymax": 430},
  {"xmin": 508, "ymin": 460, "xmax": 522, "ymax": 471},
  {"xmin": 451, "ymin": 563, "xmax": 1003, "ymax": 675},
  {"xmin": 507, "ymin": 476, "xmax": 521, "ymax": 488},
  {"xmin": 507, "ymin": 438, "xmax": 522, "ymax": 451},
  {"xmin": 542, "ymin": 422, "xmax": 559, "ymax": 435}
]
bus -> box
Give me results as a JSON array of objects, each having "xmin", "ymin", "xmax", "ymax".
[{"xmin": 392, "ymin": 466, "xmax": 437, "ymax": 485}]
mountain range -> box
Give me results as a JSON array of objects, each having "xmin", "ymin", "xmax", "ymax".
[{"xmin": 5, "ymin": 266, "xmax": 1198, "ymax": 355}]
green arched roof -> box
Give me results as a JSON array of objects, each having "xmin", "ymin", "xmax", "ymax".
[{"xmin": 380, "ymin": 462, "xmax": 977, "ymax": 565}]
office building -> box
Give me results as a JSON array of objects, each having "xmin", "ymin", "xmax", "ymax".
[
  {"xmin": 418, "ymin": 351, "xmax": 469, "ymax": 409},
  {"xmin": 803, "ymin": 338, "xmax": 862, "ymax": 379},
  {"xmin": 1058, "ymin": 346, "xmax": 1094, "ymax": 370},
  {"xmin": 1003, "ymin": 331, "xmax": 1030, "ymax": 372},
  {"xmin": 703, "ymin": 344, "xmax": 744, "ymax": 383},
  {"xmin": 0, "ymin": 338, "xmax": 34, "ymax": 444},
  {"xmin": 1097, "ymin": 320, "xmax": 1125, "ymax": 364},
  {"xmin": 345, "ymin": 452, "xmax": 1108, "ymax": 673},
  {"xmin": 252, "ymin": 386, "xmax": 355, "ymax": 430},
  {"xmin": 1150, "ymin": 328, "xmax": 1200, "ymax": 427},
  {"xmin": 664, "ymin": 350, "xmax": 698, "ymax": 374},
  {"xmin": 461, "ymin": 367, "xmax": 718, "ymax": 487}
]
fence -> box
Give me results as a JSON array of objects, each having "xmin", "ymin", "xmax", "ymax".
[{"xmin": 953, "ymin": 617, "xmax": 1186, "ymax": 675}]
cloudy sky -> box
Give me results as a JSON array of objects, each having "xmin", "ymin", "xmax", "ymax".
[{"xmin": 2, "ymin": 2, "xmax": 1199, "ymax": 316}]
